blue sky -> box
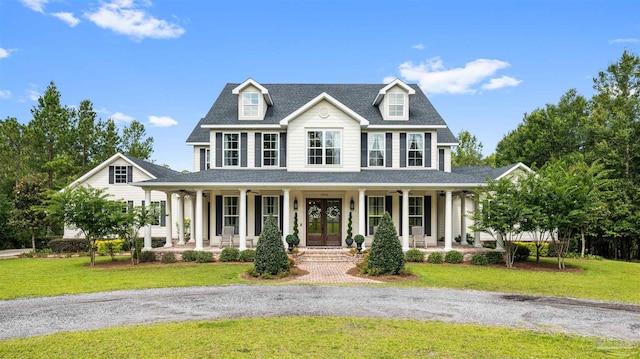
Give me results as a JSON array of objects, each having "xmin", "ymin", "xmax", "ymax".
[{"xmin": 1, "ymin": 0, "xmax": 638, "ymax": 171}]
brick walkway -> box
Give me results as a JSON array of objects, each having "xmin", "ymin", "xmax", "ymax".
[{"xmin": 291, "ymin": 261, "xmax": 382, "ymax": 284}]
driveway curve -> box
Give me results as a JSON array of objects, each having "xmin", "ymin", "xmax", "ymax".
[{"xmin": 1, "ymin": 285, "xmax": 638, "ymax": 341}]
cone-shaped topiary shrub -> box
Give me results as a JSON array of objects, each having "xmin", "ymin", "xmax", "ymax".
[
  {"xmin": 366, "ymin": 212, "xmax": 405, "ymax": 275},
  {"xmin": 254, "ymin": 214, "xmax": 289, "ymax": 275}
]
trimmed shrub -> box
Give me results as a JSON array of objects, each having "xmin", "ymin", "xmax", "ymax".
[
  {"xmin": 366, "ymin": 212, "xmax": 405, "ymax": 275},
  {"xmin": 514, "ymin": 243, "xmax": 531, "ymax": 262},
  {"xmin": 238, "ymin": 249, "xmax": 256, "ymax": 262},
  {"xmin": 428, "ymin": 252, "xmax": 444, "ymax": 264},
  {"xmin": 96, "ymin": 239, "xmax": 124, "ymax": 258},
  {"xmin": 195, "ymin": 251, "xmax": 214, "ymax": 263},
  {"xmin": 254, "ymin": 215, "xmax": 289, "ymax": 275},
  {"xmin": 161, "ymin": 252, "xmax": 177, "ymax": 264},
  {"xmin": 151, "ymin": 238, "xmax": 166, "ymax": 248},
  {"xmin": 48, "ymin": 238, "xmax": 90, "ymax": 253},
  {"xmin": 219, "ymin": 247, "xmax": 240, "ymax": 262},
  {"xmin": 483, "ymin": 241, "xmax": 496, "ymax": 249},
  {"xmin": 404, "ymin": 249, "xmax": 425, "ymax": 262},
  {"xmin": 470, "ymin": 253, "xmax": 489, "ymax": 265},
  {"xmin": 182, "ymin": 250, "xmax": 198, "ymax": 262},
  {"xmin": 486, "ymin": 251, "xmax": 505, "ymax": 264},
  {"xmin": 444, "ymin": 250, "xmax": 464, "ymax": 264},
  {"xmin": 139, "ymin": 251, "xmax": 156, "ymax": 262},
  {"xmin": 354, "ymin": 234, "xmax": 365, "ymax": 245},
  {"xmin": 515, "ymin": 241, "xmax": 549, "ymax": 257}
]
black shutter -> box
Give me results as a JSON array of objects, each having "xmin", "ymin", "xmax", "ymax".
[
  {"xmin": 215, "ymin": 195, "xmax": 222, "ymax": 235},
  {"xmin": 400, "ymin": 133, "xmax": 407, "ymax": 167},
  {"xmin": 108, "ymin": 166, "xmax": 114, "ymax": 184},
  {"xmin": 199, "ymin": 148, "xmax": 206, "ymax": 171},
  {"xmin": 255, "ymin": 133, "xmax": 262, "ymax": 167},
  {"xmin": 279, "ymin": 133, "xmax": 287, "ymax": 167},
  {"xmin": 127, "ymin": 166, "xmax": 133, "ymax": 182},
  {"xmin": 424, "ymin": 196, "xmax": 432, "ymax": 236},
  {"xmin": 255, "ymin": 196, "xmax": 262, "ymax": 235},
  {"xmin": 364, "ymin": 195, "xmax": 368, "ymax": 235},
  {"xmin": 215, "ymin": 133, "xmax": 223, "ymax": 167},
  {"xmin": 128, "ymin": 201, "xmax": 134, "ymax": 212},
  {"xmin": 141, "ymin": 200, "xmax": 145, "ymax": 208},
  {"xmin": 385, "ymin": 133, "xmax": 392, "ymax": 167},
  {"xmin": 361, "ymin": 133, "xmax": 368, "ymax": 167},
  {"xmin": 424, "ymin": 133, "xmax": 432, "ymax": 167},
  {"xmin": 385, "ymin": 195, "xmax": 393, "ymax": 219},
  {"xmin": 160, "ymin": 200, "xmax": 166, "ymax": 226},
  {"xmin": 240, "ymin": 132, "xmax": 248, "ymax": 167},
  {"xmin": 439, "ymin": 148, "xmax": 445, "ymax": 171},
  {"xmin": 279, "ymin": 195, "xmax": 284, "ymax": 232},
  {"xmin": 398, "ymin": 196, "xmax": 403, "ymax": 236}
]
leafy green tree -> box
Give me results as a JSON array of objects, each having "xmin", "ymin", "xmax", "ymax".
[
  {"xmin": 48, "ymin": 186, "xmax": 123, "ymax": 266},
  {"xmin": 254, "ymin": 214, "xmax": 289, "ymax": 275},
  {"xmin": 121, "ymin": 120, "xmax": 153, "ymax": 160},
  {"xmin": 75, "ymin": 100, "xmax": 99, "ymax": 172},
  {"xmin": 114, "ymin": 205, "xmax": 158, "ymax": 265},
  {"xmin": 0, "ymin": 194, "xmax": 17, "ymax": 249},
  {"xmin": 452, "ymin": 130, "xmax": 484, "ymax": 166},
  {"xmin": 0, "ymin": 117, "xmax": 28, "ymax": 191},
  {"xmin": 93, "ymin": 118, "xmax": 122, "ymax": 164},
  {"xmin": 366, "ymin": 212, "xmax": 405, "ymax": 275},
  {"xmin": 10, "ymin": 176, "xmax": 48, "ymax": 250}
]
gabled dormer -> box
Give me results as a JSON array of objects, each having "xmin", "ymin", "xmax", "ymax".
[
  {"xmin": 373, "ymin": 78, "xmax": 416, "ymax": 121},
  {"xmin": 232, "ymin": 79, "xmax": 273, "ymax": 120}
]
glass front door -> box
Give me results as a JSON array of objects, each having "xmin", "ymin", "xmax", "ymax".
[{"xmin": 306, "ymin": 199, "xmax": 342, "ymax": 246}]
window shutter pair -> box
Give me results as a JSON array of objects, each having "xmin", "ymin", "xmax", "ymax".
[{"xmin": 361, "ymin": 133, "xmax": 393, "ymax": 168}]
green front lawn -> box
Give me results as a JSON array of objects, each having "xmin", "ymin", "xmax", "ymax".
[{"xmin": 1, "ymin": 317, "xmax": 636, "ymax": 358}]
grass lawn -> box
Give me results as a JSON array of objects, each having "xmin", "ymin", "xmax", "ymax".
[
  {"xmin": 0, "ymin": 256, "xmax": 250, "ymax": 300},
  {"xmin": 0, "ymin": 317, "xmax": 637, "ymax": 358},
  {"xmin": 404, "ymin": 257, "xmax": 640, "ymax": 304}
]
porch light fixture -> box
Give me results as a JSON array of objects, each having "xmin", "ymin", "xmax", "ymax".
[
  {"xmin": 293, "ymin": 197, "xmax": 298, "ymax": 210},
  {"xmin": 350, "ymin": 198, "xmax": 355, "ymax": 211}
]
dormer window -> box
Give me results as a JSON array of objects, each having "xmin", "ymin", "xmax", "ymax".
[
  {"xmin": 242, "ymin": 92, "xmax": 259, "ymax": 117},
  {"xmin": 388, "ymin": 93, "xmax": 405, "ymax": 117}
]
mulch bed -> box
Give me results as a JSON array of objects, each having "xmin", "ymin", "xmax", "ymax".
[
  {"xmin": 346, "ymin": 266, "xmax": 420, "ymax": 282},
  {"xmin": 239, "ymin": 267, "xmax": 310, "ymax": 282}
]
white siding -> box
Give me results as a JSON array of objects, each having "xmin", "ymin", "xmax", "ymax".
[
  {"xmin": 247, "ymin": 130, "xmax": 255, "ymax": 168},
  {"xmin": 444, "ymin": 147, "xmax": 452, "ymax": 172},
  {"xmin": 392, "ymin": 132, "xmax": 400, "ymax": 169}
]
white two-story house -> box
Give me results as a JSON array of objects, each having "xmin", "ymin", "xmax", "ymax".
[{"xmin": 130, "ymin": 79, "xmax": 529, "ymax": 251}]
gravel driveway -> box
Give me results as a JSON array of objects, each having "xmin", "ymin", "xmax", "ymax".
[{"xmin": 1, "ymin": 285, "xmax": 639, "ymax": 341}]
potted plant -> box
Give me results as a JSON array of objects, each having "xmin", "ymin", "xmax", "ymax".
[
  {"xmin": 354, "ymin": 234, "xmax": 365, "ymax": 253},
  {"xmin": 345, "ymin": 212, "xmax": 354, "ymax": 247},
  {"xmin": 286, "ymin": 234, "xmax": 297, "ymax": 253},
  {"xmin": 293, "ymin": 212, "xmax": 300, "ymax": 247}
]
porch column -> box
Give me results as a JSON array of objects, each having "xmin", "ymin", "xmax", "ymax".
[
  {"xmin": 239, "ymin": 189, "xmax": 247, "ymax": 250},
  {"xmin": 444, "ymin": 190, "xmax": 453, "ymax": 251},
  {"xmin": 177, "ymin": 194, "xmax": 185, "ymax": 245},
  {"xmin": 460, "ymin": 193, "xmax": 468, "ymax": 245},
  {"xmin": 209, "ymin": 195, "xmax": 216, "ymax": 247},
  {"xmin": 143, "ymin": 188, "xmax": 152, "ymax": 251},
  {"xmin": 358, "ymin": 189, "xmax": 366, "ymax": 249},
  {"xmin": 402, "ymin": 189, "xmax": 410, "ymax": 251},
  {"xmin": 496, "ymin": 233, "xmax": 505, "ymax": 252},
  {"xmin": 164, "ymin": 192, "xmax": 173, "ymax": 247},
  {"xmin": 195, "ymin": 189, "xmax": 203, "ymax": 250},
  {"xmin": 474, "ymin": 198, "xmax": 482, "ymax": 247},
  {"xmin": 189, "ymin": 197, "xmax": 195, "ymax": 243},
  {"xmin": 282, "ymin": 189, "xmax": 290, "ymax": 246}
]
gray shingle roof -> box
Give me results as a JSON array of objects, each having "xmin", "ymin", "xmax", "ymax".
[
  {"xmin": 186, "ymin": 83, "xmax": 457, "ymax": 144},
  {"xmin": 452, "ymin": 165, "xmax": 518, "ymax": 181},
  {"xmin": 122, "ymin": 154, "xmax": 184, "ymax": 181}
]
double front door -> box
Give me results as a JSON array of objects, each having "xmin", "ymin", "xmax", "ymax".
[{"xmin": 306, "ymin": 199, "xmax": 342, "ymax": 246}]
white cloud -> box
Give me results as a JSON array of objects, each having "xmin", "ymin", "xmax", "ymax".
[
  {"xmin": 391, "ymin": 56, "xmax": 521, "ymax": 95},
  {"xmin": 19, "ymin": 0, "xmax": 48, "ymax": 13},
  {"xmin": 0, "ymin": 90, "xmax": 11, "ymax": 99},
  {"xmin": 382, "ymin": 76, "xmax": 395, "ymax": 84},
  {"xmin": 111, "ymin": 112, "xmax": 135, "ymax": 123},
  {"xmin": 52, "ymin": 12, "xmax": 80, "ymax": 27},
  {"xmin": 609, "ymin": 38, "xmax": 639, "ymax": 44},
  {"xmin": 412, "ymin": 43, "xmax": 425, "ymax": 50},
  {"xmin": 148, "ymin": 115, "xmax": 178, "ymax": 127},
  {"xmin": 29, "ymin": 90, "xmax": 40, "ymax": 101},
  {"xmin": 481, "ymin": 76, "xmax": 522, "ymax": 90},
  {"xmin": 85, "ymin": 0, "xmax": 185, "ymax": 40},
  {"xmin": 0, "ymin": 47, "xmax": 14, "ymax": 58}
]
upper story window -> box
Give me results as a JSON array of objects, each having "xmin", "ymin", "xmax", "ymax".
[
  {"xmin": 407, "ymin": 133, "xmax": 424, "ymax": 166},
  {"xmin": 114, "ymin": 166, "xmax": 128, "ymax": 183},
  {"xmin": 224, "ymin": 133, "xmax": 239, "ymax": 166},
  {"xmin": 388, "ymin": 93, "xmax": 405, "ymax": 117},
  {"xmin": 368, "ymin": 133, "xmax": 385, "ymax": 167},
  {"xmin": 307, "ymin": 130, "xmax": 341, "ymax": 165},
  {"xmin": 262, "ymin": 133, "xmax": 279, "ymax": 167},
  {"xmin": 242, "ymin": 92, "xmax": 259, "ymax": 117}
]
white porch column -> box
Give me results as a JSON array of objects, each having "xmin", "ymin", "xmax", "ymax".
[
  {"xmin": 177, "ymin": 194, "xmax": 185, "ymax": 245},
  {"xmin": 402, "ymin": 189, "xmax": 410, "ymax": 251},
  {"xmin": 444, "ymin": 190, "xmax": 453, "ymax": 251},
  {"xmin": 239, "ymin": 189, "xmax": 247, "ymax": 250},
  {"xmin": 474, "ymin": 198, "xmax": 482, "ymax": 247},
  {"xmin": 282, "ymin": 189, "xmax": 290, "ymax": 246},
  {"xmin": 189, "ymin": 197, "xmax": 195, "ymax": 243},
  {"xmin": 164, "ymin": 192, "xmax": 173, "ymax": 247},
  {"xmin": 460, "ymin": 193, "xmax": 468, "ymax": 245},
  {"xmin": 143, "ymin": 188, "xmax": 152, "ymax": 251},
  {"xmin": 209, "ymin": 195, "xmax": 216, "ymax": 247},
  {"xmin": 358, "ymin": 189, "xmax": 366, "ymax": 249},
  {"xmin": 195, "ymin": 189, "xmax": 203, "ymax": 250},
  {"xmin": 496, "ymin": 233, "xmax": 505, "ymax": 252}
]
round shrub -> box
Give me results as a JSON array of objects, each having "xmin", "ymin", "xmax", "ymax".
[
  {"xmin": 404, "ymin": 249, "xmax": 424, "ymax": 262},
  {"xmin": 428, "ymin": 252, "xmax": 444, "ymax": 264},
  {"xmin": 161, "ymin": 252, "xmax": 177, "ymax": 264},
  {"xmin": 255, "ymin": 215, "xmax": 289, "ymax": 275},
  {"xmin": 238, "ymin": 249, "xmax": 256, "ymax": 262},
  {"xmin": 514, "ymin": 243, "xmax": 531, "ymax": 262},
  {"xmin": 486, "ymin": 251, "xmax": 505, "ymax": 264},
  {"xmin": 470, "ymin": 253, "xmax": 489, "ymax": 265},
  {"xmin": 366, "ymin": 212, "xmax": 405, "ymax": 275},
  {"xmin": 182, "ymin": 250, "xmax": 197, "ymax": 262},
  {"xmin": 354, "ymin": 234, "xmax": 365, "ymax": 244},
  {"xmin": 48, "ymin": 238, "xmax": 90, "ymax": 253},
  {"xmin": 139, "ymin": 250, "xmax": 156, "ymax": 263},
  {"xmin": 444, "ymin": 250, "xmax": 463, "ymax": 264},
  {"xmin": 195, "ymin": 251, "xmax": 214, "ymax": 263},
  {"xmin": 219, "ymin": 247, "xmax": 240, "ymax": 262}
]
